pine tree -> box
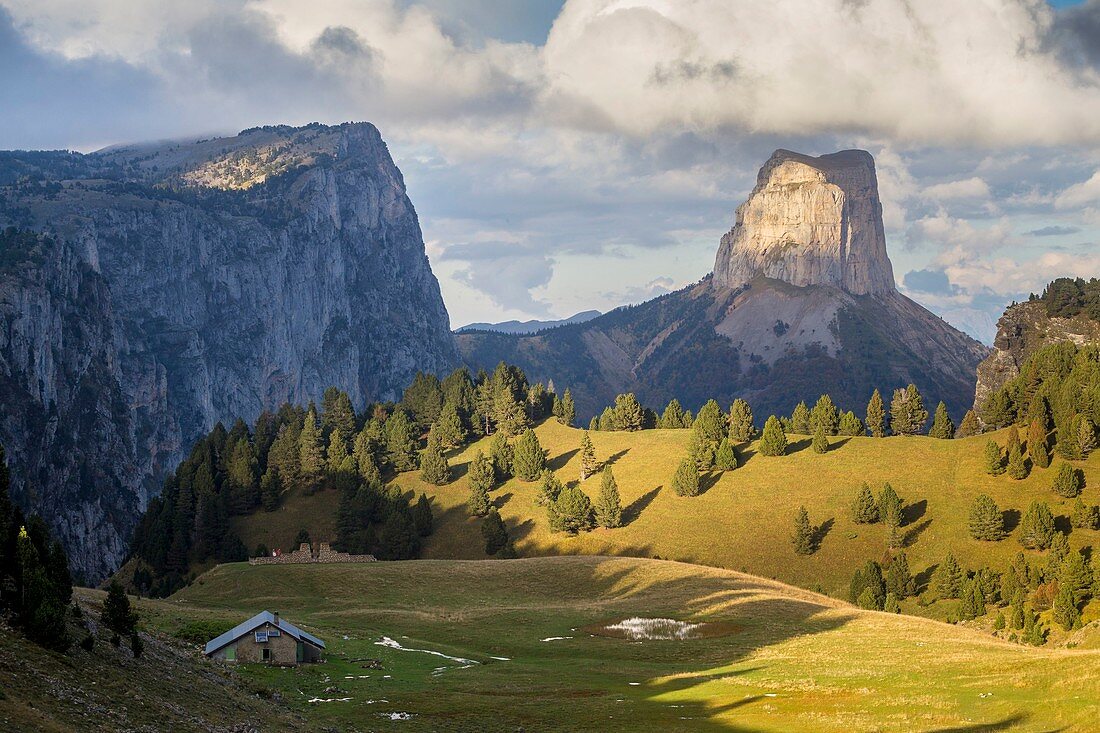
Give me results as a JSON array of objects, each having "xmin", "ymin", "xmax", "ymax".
[
  {"xmin": 548, "ymin": 484, "xmax": 595, "ymax": 534},
  {"xmin": 226, "ymin": 439, "xmax": 259, "ymax": 514},
  {"xmin": 883, "ymin": 593, "xmax": 901, "ymax": 613},
  {"xmin": 467, "ymin": 450, "xmax": 496, "ymax": 501},
  {"xmin": 513, "ymin": 429, "xmax": 546, "ymax": 481},
  {"xmin": 1053, "ymin": 584, "xmax": 1080, "ymax": 631},
  {"xmin": 838, "ymin": 411, "xmax": 864, "ymax": 436},
  {"xmin": 102, "ymin": 581, "xmax": 138, "ymax": 637},
  {"xmin": 956, "ymin": 409, "xmax": 981, "ymax": 438},
  {"xmin": 714, "ymin": 441, "xmax": 738, "ymax": 471},
  {"xmin": 435, "ymin": 401, "xmax": 467, "ymax": 449},
  {"xmin": 983, "ymin": 440, "xmax": 1005, "ymax": 476},
  {"xmin": 758, "ymin": 416, "xmax": 788, "ymax": 457},
  {"xmin": 560, "ymin": 389, "xmax": 576, "ymax": 427},
  {"xmin": 579, "ymin": 432, "xmax": 599, "ymax": 481},
  {"xmin": 671, "ymin": 458, "xmax": 700, "ymax": 497},
  {"xmin": 384, "ymin": 410, "xmax": 420, "ymax": 472},
  {"xmin": 489, "ymin": 432, "xmax": 514, "ymax": 481},
  {"xmin": 327, "ymin": 429, "xmax": 350, "ymax": 473},
  {"xmin": 594, "ymin": 466, "xmax": 623, "ymax": 529},
  {"xmin": 536, "ymin": 469, "xmax": 564, "ymax": 506},
  {"xmin": 321, "ymin": 387, "xmax": 357, "ymax": 441},
  {"xmin": 851, "ymin": 482, "xmax": 880, "ymax": 524},
  {"xmin": 866, "ymin": 389, "xmax": 887, "ymax": 437},
  {"xmin": 588, "ymin": 416, "xmax": 599, "ymax": 431},
  {"xmin": 810, "ymin": 394, "xmax": 839, "ymax": 435},
  {"xmin": 792, "ymin": 506, "xmax": 815, "ymax": 555},
  {"xmin": 849, "ymin": 560, "xmax": 885, "ymax": 608},
  {"xmin": 260, "ymin": 466, "xmax": 282, "ymax": 512},
  {"xmin": 481, "ymin": 508, "xmax": 509, "ymax": 555},
  {"xmin": 694, "ymin": 400, "xmax": 728, "ymax": 444},
  {"xmin": 791, "ymin": 401, "xmax": 811, "ymax": 434},
  {"xmin": 1070, "ymin": 497, "xmax": 1100, "ymax": 530},
  {"xmin": 413, "ymin": 493, "xmax": 434, "ymax": 537},
  {"xmin": 660, "ymin": 399, "xmax": 686, "ymax": 429},
  {"xmin": 403, "ymin": 372, "xmax": 445, "ymax": 429},
  {"xmin": 1078, "ymin": 415, "xmax": 1097, "ymax": 458},
  {"xmin": 1027, "ymin": 393, "xmax": 1052, "ymax": 432},
  {"xmin": 598, "ymin": 407, "xmax": 614, "ymax": 431},
  {"xmin": 728, "ymin": 399, "xmax": 755, "ymax": 442},
  {"xmin": 885, "ymin": 552, "xmax": 915, "ymax": 599},
  {"xmin": 811, "ymin": 423, "xmax": 829, "ymax": 454},
  {"xmin": 933, "ymin": 553, "xmax": 964, "ymax": 599},
  {"xmin": 1059, "ymin": 550, "xmax": 1093, "ymax": 606},
  {"xmin": 878, "ymin": 482, "xmax": 903, "ymax": 534},
  {"xmin": 687, "ymin": 430, "xmax": 715, "ymax": 471},
  {"xmin": 466, "ymin": 466, "xmax": 492, "ymax": 518},
  {"xmin": 890, "ymin": 384, "xmax": 928, "ymax": 435},
  {"xmin": 1028, "ymin": 419, "xmax": 1051, "ymax": 469},
  {"xmin": 1018, "ymin": 500, "xmax": 1055, "ymax": 549},
  {"xmin": 968, "ymin": 494, "xmax": 1005, "ymax": 541},
  {"xmin": 981, "ymin": 389, "xmax": 1013, "ymax": 429},
  {"xmin": 928, "ymin": 402, "xmax": 955, "ymax": 439},
  {"xmin": 420, "ymin": 436, "xmax": 452, "ymax": 485},
  {"xmin": 612, "ymin": 393, "xmax": 644, "ymax": 431},
  {"xmin": 298, "ymin": 408, "xmax": 325, "ymax": 488},
  {"xmin": 1006, "ymin": 440, "xmax": 1029, "ymax": 480},
  {"xmin": 1052, "ymin": 462, "xmax": 1083, "ymax": 498}
]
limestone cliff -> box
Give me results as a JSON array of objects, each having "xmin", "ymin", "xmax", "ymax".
[
  {"xmin": 0, "ymin": 122, "xmax": 458, "ymax": 580},
  {"xmin": 713, "ymin": 149, "xmax": 895, "ymax": 295}
]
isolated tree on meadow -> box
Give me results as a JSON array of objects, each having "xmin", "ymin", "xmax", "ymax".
[
  {"xmin": 548, "ymin": 484, "xmax": 595, "ymax": 534},
  {"xmin": 559, "ymin": 389, "xmax": 576, "ymax": 427},
  {"xmin": 928, "ymin": 402, "xmax": 955, "ymax": 439},
  {"xmin": 102, "ymin": 581, "xmax": 138, "ymax": 639},
  {"xmin": 792, "ymin": 506, "xmax": 815, "ymax": 555},
  {"xmin": 688, "ymin": 430, "xmax": 715, "ymax": 471},
  {"xmin": 728, "ymin": 398, "xmax": 755, "ymax": 442},
  {"xmin": 1006, "ymin": 440, "xmax": 1029, "ymax": 480},
  {"xmin": 513, "ymin": 429, "xmax": 546, "ymax": 481},
  {"xmin": 1052, "ymin": 462, "xmax": 1083, "ymax": 498},
  {"xmin": 968, "ymin": 494, "xmax": 1005, "ymax": 541},
  {"xmin": 758, "ymin": 416, "xmax": 788, "ymax": 457},
  {"xmin": 1018, "ymin": 500, "xmax": 1055, "ymax": 550},
  {"xmin": 671, "ymin": 458, "xmax": 700, "ymax": 497},
  {"xmin": 1070, "ymin": 497, "xmax": 1100, "ymax": 529},
  {"xmin": 579, "ymin": 431, "xmax": 599, "ymax": 481},
  {"xmin": 851, "ymin": 483, "xmax": 879, "ymax": 524},
  {"xmin": 594, "ymin": 466, "xmax": 623, "ymax": 529},
  {"xmin": 849, "ymin": 560, "xmax": 886, "ymax": 609},
  {"xmin": 1053, "ymin": 584, "xmax": 1081, "ymax": 631},
  {"xmin": 983, "ymin": 440, "xmax": 1005, "ymax": 476},
  {"xmin": 811, "ymin": 424, "xmax": 829, "ymax": 454},
  {"xmin": 612, "ymin": 393, "xmax": 644, "ymax": 431},
  {"xmin": 866, "ymin": 389, "xmax": 887, "ymax": 437},
  {"xmin": 955, "ymin": 410, "xmax": 981, "ymax": 438}
]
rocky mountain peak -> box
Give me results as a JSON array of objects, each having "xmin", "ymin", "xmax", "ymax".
[{"xmin": 713, "ymin": 148, "xmax": 896, "ymax": 296}]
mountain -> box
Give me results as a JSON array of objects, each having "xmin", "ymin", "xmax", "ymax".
[
  {"xmin": 0, "ymin": 122, "xmax": 458, "ymax": 580},
  {"xmin": 456, "ymin": 310, "xmax": 602, "ymax": 334},
  {"xmin": 458, "ymin": 148, "xmax": 988, "ymax": 420},
  {"xmin": 974, "ymin": 278, "xmax": 1100, "ymax": 413}
]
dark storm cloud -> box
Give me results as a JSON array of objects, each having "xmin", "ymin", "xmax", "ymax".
[{"xmin": 1049, "ymin": 0, "xmax": 1100, "ymax": 68}]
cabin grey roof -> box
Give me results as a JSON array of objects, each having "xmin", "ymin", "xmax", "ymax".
[{"xmin": 204, "ymin": 610, "xmax": 326, "ymax": 655}]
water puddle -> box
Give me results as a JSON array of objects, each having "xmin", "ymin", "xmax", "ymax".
[{"xmin": 583, "ymin": 617, "xmax": 740, "ymax": 640}]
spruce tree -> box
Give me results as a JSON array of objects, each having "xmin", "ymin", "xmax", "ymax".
[
  {"xmin": 384, "ymin": 410, "xmax": 420, "ymax": 472},
  {"xmin": 714, "ymin": 441, "xmax": 738, "ymax": 471},
  {"xmin": 102, "ymin": 581, "xmax": 138, "ymax": 637},
  {"xmin": 792, "ymin": 506, "xmax": 815, "ymax": 555},
  {"xmin": 878, "ymin": 483, "xmax": 903, "ymax": 534},
  {"xmin": 1078, "ymin": 415, "xmax": 1097, "ymax": 458},
  {"xmin": 298, "ymin": 408, "xmax": 325, "ymax": 487},
  {"xmin": 588, "ymin": 416, "xmax": 599, "ymax": 431},
  {"xmin": 512, "ymin": 429, "xmax": 546, "ymax": 481},
  {"xmin": 594, "ymin": 466, "xmax": 623, "ymax": 529},
  {"xmin": 1006, "ymin": 440, "xmax": 1029, "ymax": 480},
  {"xmin": 791, "ymin": 402, "xmax": 811, "ymax": 434},
  {"xmin": 694, "ymin": 400, "xmax": 728, "ymax": 444},
  {"xmin": 1053, "ymin": 584, "xmax": 1080, "ymax": 631},
  {"xmin": 983, "ymin": 440, "xmax": 1005, "ymax": 476},
  {"xmin": 811, "ymin": 423, "xmax": 829, "ymax": 454},
  {"xmin": 849, "ymin": 561, "xmax": 885, "ymax": 608},
  {"xmin": 687, "ymin": 430, "xmax": 715, "ymax": 471},
  {"xmin": 671, "ymin": 458, "xmax": 700, "ymax": 497},
  {"xmin": 1059, "ymin": 550, "xmax": 1093, "ymax": 606},
  {"xmin": 612, "ymin": 393, "xmax": 644, "ymax": 431},
  {"xmin": 1070, "ymin": 497, "xmax": 1100, "ymax": 530},
  {"xmin": 851, "ymin": 483, "xmax": 880, "ymax": 524},
  {"xmin": 955, "ymin": 409, "xmax": 980, "ymax": 438},
  {"xmin": 933, "ymin": 553, "xmax": 964, "ymax": 599},
  {"xmin": 227, "ymin": 439, "xmax": 259, "ymax": 514},
  {"xmin": 1028, "ymin": 418, "xmax": 1051, "ymax": 469},
  {"xmin": 435, "ymin": 401, "xmax": 467, "ymax": 449},
  {"xmin": 481, "ymin": 508, "xmax": 509, "ymax": 555},
  {"xmin": 466, "ymin": 470, "xmax": 492, "ymax": 517},
  {"xmin": 890, "ymin": 384, "xmax": 928, "ymax": 435},
  {"xmin": 1018, "ymin": 500, "xmax": 1055, "ymax": 549},
  {"xmin": 885, "ymin": 552, "xmax": 915, "ymax": 599},
  {"xmin": 968, "ymin": 494, "xmax": 1005, "ymax": 541},
  {"xmin": 838, "ymin": 411, "xmax": 864, "ymax": 436},
  {"xmin": 883, "ymin": 593, "xmax": 901, "ymax": 613},
  {"xmin": 536, "ymin": 469, "xmax": 565, "ymax": 506},
  {"xmin": 866, "ymin": 389, "xmax": 887, "ymax": 437},
  {"xmin": 598, "ymin": 407, "xmax": 615, "ymax": 431},
  {"xmin": 560, "ymin": 389, "xmax": 576, "ymax": 427},
  {"xmin": 579, "ymin": 432, "xmax": 599, "ymax": 481},
  {"xmin": 928, "ymin": 402, "xmax": 955, "ymax": 439},
  {"xmin": 321, "ymin": 387, "xmax": 357, "ymax": 441},
  {"xmin": 260, "ymin": 467, "xmax": 282, "ymax": 512},
  {"xmin": 810, "ymin": 394, "xmax": 839, "ymax": 435},
  {"xmin": 758, "ymin": 416, "xmax": 787, "ymax": 457},
  {"xmin": 660, "ymin": 399, "xmax": 686, "ymax": 429},
  {"xmin": 548, "ymin": 484, "xmax": 595, "ymax": 534},
  {"xmin": 1052, "ymin": 462, "xmax": 1083, "ymax": 498},
  {"xmin": 467, "ymin": 451, "xmax": 496, "ymax": 499},
  {"xmin": 489, "ymin": 432, "xmax": 514, "ymax": 481},
  {"xmin": 327, "ymin": 429, "xmax": 350, "ymax": 473},
  {"xmin": 728, "ymin": 399, "xmax": 755, "ymax": 442},
  {"xmin": 420, "ymin": 435, "xmax": 451, "ymax": 485}
]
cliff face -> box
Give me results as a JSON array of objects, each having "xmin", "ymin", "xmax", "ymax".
[
  {"xmin": 0, "ymin": 123, "xmax": 458, "ymax": 580},
  {"xmin": 974, "ymin": 300, "xmax": 1100, "ymax": 413},
  {"xmin": 713, "ymin": 149, "xmax": 895, "ymax": 296},
  {"xmin": 460, "ymin": 148, "xmax": 987, "ymax": 422}
]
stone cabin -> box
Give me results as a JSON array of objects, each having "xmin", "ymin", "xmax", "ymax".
[{"xmin": 204, "ymin": 610, "xmax": 325, "ymax": 665}]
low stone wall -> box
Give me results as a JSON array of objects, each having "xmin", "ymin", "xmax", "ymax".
[{"xmin": 249, "ymin": 542, "xmax": 377, "ymax": 565}]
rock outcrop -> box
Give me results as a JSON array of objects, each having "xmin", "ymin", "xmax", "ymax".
[
  {"xmin": 713, "ymin": 149, "xmax": 895, "ymax": 296},
  {"xmin": 459, "ymin": 148, "xmax": 987, "ymax": 423},
  {"xmin": 974, "ymin": 299, "xmax": 1100, "ymax": 413},
  {"xmin": 0, "ymin": 122, "xmax": 458, "ymax": 580}
]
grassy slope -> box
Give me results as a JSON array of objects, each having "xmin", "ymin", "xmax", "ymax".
[
  {"xmin": 394, "ymin": 420, "xmax": 1100, "ymax": 611},
  {"xmin": 156, "ymin": 557, "xmax": 1100, "ymax": 732}
]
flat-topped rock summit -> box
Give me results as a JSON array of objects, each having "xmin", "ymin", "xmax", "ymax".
[{"xmin": 713, "ymin": 148, "xmax": 895, "ymax": 296}]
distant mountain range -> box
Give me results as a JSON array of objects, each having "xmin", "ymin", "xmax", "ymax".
[{"xmin": 456, "ymin": 310, "xmax": 602, "ymax": 334}]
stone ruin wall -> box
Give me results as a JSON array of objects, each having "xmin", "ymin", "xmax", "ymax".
[{"xmin": 248, "ymin": 542, "xmax": 377, "ymax": 565}]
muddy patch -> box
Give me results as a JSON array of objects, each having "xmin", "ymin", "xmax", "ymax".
[{"xmin": 582, "ymin": 617, "xmax": 740, "ymax": 640}]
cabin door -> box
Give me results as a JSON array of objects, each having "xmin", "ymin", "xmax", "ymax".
[{"xmin": 296, "ymin": 641, "xmax": 304, "ymax": 663}]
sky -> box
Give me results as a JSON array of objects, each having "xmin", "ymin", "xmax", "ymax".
[{"xmin": 3, "ymin": 1, "xmax": 1100, "ymax": 342}]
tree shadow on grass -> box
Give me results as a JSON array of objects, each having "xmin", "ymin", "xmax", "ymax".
[
  {"xmin": 1002, "ymin": 508, "xmax": 1021, "ymax": 533},
  {"xmin": 1054, "ymin": 514, "xmax": 1072, "ymax": 534},
  {"xmin": 493, "ymin": 492, "xmax": 513, "ymax": 510},
  {"xmin": 828, "ymin": 437, "xmax": 852, "ymax": 452},
  {"xmin": 623, "ymin": 487, "xmax": 661, "ymax": 526},
  {"xmin": 923, "ymin": 713, "xmax": 1055, "ymax": 732},
  {"xmin": 604, "ymin": 449, "xmax": 629, "ymax": 468},
  {"xmin": 915, "ymin": 563, "xmax": 938, "ymax": 595},
  {"xmin": 786, "ymin": 438, "xmax": 812, "ymax": 454},
  {"xmin": 548, "ymin": 448, "xmax": 579, "ymax": 472},
  {"xmin": 812, "ymin": 518, "xmax": 834, "ymax": 551},
  {"xmin": 902, "ymin": 499, "xmax": 927, "ymax": 525},
  {"xmin": 699, "ymin": 472, "xmax": 723, "ymax": 494},
  {"xmin": 902, "ymin": 518, "xmax": 933, "ymax": 549}
]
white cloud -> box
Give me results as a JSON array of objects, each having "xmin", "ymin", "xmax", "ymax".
[
  {"xmin": 1054, "ymin": 169, "xmax": 1100, "ymax": 209},
  {"xmin": 922, "ymin": 177, "xmax": 991, "ymax": 202}
]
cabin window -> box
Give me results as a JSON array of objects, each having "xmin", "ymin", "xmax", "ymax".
[
  {"xmin": 262, "ymin": 647, "xmax": 271, "ymax": 662},
  {"xmin": 225, "ymin": 645, "xmax": 236, "ymax": 661}
]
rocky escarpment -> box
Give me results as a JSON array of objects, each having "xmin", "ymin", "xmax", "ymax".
[
  {"xmin": 460, "ymin": 148, "xmax": 987, "ymax": 421},
  {"xmin": 713, "ymin": 149, "xmax": 895, "ymax": 296},
  {"xmin": 0, "ymin": 123, "xmax": 458, "ymax": 580},
  {"xmin": 974, "ymin": 298, "xmax": 1100, "ymax": 414}
]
